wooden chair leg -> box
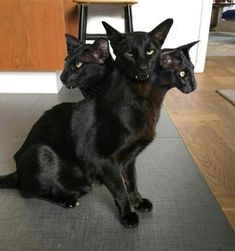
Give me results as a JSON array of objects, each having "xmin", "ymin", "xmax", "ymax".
[
  {"xmin": 78, "ymin": 3, "xmax": 134, "ymax": 42},
  {"xmin": 78, "ymin": 4, "xmax": 88, "ymax": 43},
  {"xmin": 83, "ymin": 6, "xmax": 88, "ymax": 41},
  {"xmin": 124, "ymin": 5, "xmax": 133, "ymax": 33}
]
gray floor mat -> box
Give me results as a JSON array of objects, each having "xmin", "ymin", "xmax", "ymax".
[{"xmin": 0, "ymin": 89, "xmax": 234, "ymax": 250}]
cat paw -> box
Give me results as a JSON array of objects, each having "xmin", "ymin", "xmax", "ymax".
[
  {"xmin": 134, "ymin": 198, "xmax": 153, "ymax": 212},
  {"xmin": 120, "ymin": 212, "xmax": 139, "ymax": 228},
  {"xmin": 65, "ymin": 198, "xmax": 79, "ymax": 209}
]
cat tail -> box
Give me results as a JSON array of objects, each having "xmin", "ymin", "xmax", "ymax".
[{"xmin": 0, "ymin": 172, "xmax": 18, "ymax": 188}]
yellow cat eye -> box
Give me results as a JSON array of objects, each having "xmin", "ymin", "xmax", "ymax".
[
  {"xmin": 126, "ymin": 52, "xmax": 134, "ymax": 57},
  {"xmin": 179, "ymin": 71, "xmax": 186, "ymax": 77},
  {"xmin": 146, "ymin": 50, "xmax": 155, "ymax": 56},
  {"xmin": 75, "ymin": 62, "xmax": 83, "ymax": 68}
]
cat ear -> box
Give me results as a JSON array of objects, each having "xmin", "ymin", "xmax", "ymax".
[
  {"xmin": 80, "ymin": 38, "xmax": 110, "ymax": 64},
  {"xmin": 102, "ymin": 21, "xmax": 124, "ymax": 51},
  {"xmin": 159, "ymin": 50, "xmax": 179, "ymax": 69},
  {"xmin": 177, "ymin": 40, "xmax": 200, "ymax": 54},
  {"xmin": 65, "ymin": 34, "xmax": 82, "ymax": 54},
  {"xmin": 149, "ymin": 18, "xmax": 173, "ymax": 47},
  {"xmin": 91, "ymin": 38, "xmax": 110, "ymax": 63}
]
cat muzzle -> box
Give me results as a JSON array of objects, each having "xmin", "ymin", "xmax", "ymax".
[
  {"xmin": 65, "ymin": 84, "xmax": 77, "ymax": 90},
  {"xmin": 134, "ymin": 73, "xmax": 150, "ymax": 81},
  {"xmin": 179, "ymin": 84, "xmax": 196, "ymax": 94}
]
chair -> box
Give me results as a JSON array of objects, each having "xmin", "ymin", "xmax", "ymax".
[{"xmin": 73, "ymin": 0, "xmax": 138, "ymax": 43}]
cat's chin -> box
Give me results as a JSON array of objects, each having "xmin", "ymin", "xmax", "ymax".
[
  {"xmin": 65, "ymin": 85, "xmax": 77, "ymax": 90},
  {"xmin": 133, "ymin": 74, "xmax": 150, "ymax": 82},
  {"xmin": 178, "ymin": 86, "xmax": 195, "ymax": 94}
]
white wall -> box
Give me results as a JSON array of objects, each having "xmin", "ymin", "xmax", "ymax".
[
  {"xmin": 87, "ymin": 0, "xmax": 213, "ymax": 73},
  {"xmin": 0, "ymin": 0, "xmax": 213, "ymax": 93},
  {"xmin": 0, "ymin": 72, "xmax": 62, "ymax": 93}
]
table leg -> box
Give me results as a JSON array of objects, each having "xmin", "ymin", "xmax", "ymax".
[
  {"xmin": 124, "ymin": 5, "xmax": 133, "ymax": 33},
  {"xmin": 78, "ymin": 4, "xmax": 88, "ymax": 43}
]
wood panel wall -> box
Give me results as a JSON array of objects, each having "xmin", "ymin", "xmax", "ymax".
[
  {"xmin": 63, "ymin": 0, "xmax": 78, "ymax": 37},
  {"xmin": 0, "ymin": 0, "xmax": 73, "ymax": 71},
  {"xmin": 164, "ymin": 56, "xmax": 235, "ymax": 229}
]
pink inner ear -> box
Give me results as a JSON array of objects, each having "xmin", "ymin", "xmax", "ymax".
[
  {"xmin": 98, "ymin": 58, "xmax": 105, "ymax": 64},
  {"xmin": 167, "ymin": 59, "xmax": 172, "ymax": 64},
  {"xmin": 161, "ymin": 54, "xmax": 173, "ymax": 68}
]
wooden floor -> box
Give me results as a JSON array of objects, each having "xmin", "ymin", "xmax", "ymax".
[{"xmin": 164, "ymin": 56, "xmax": 235, "ymax": 230}]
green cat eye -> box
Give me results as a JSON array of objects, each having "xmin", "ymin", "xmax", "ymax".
[
  {"xmin": 126, "ymin": 52, "xmax": 134, "ymax": 57},
  {"xmin": 75, "ymin": 62, "xmax": 83, "ymax": 68},
  {"xmin": 146, "ymin": 50, "xmax": 155, "ymax": 56}
]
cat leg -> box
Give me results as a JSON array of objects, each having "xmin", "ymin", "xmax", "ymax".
[
  {"xmin": 17, "ymin": 144, "xmax": 79, "ymax": 208},
  {"xmin": 16, "ymin": 144, "xmax": 51, "ymax": 199},
  {"xmin": 122, "ymin": 159, "xmax": 153, "ymax": 212},
  {"xmin": 36, "ymin": 145, "xmax": 80, "ymax": 208},
  {"xmin": 101, "ymin": 158, "xmax": 139, "ymax": 228}
]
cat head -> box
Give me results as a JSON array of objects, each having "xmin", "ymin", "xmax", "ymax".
[
  {"xmin": 102, "ymin": 19, "xmax": 173, "ymax": 82},
  {"xmin": 60, "ymin": 34, "xmax": 110, "ymax": 90},
  {"xmin": 157, "ymin": 41, "xmax": 199, "ymax": 94}
]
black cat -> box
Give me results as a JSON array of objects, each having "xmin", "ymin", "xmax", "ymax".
[
  {"xmin": 60, "ymin": 34, "xmax": 112, "ymax": 97},
  {"xmin": 155, "ymin": 41, "xmax": 198, "ymax": 94},
  {"xmin": 0, "ymin": 19, "xmax": 175, "ymax": 228},
  {"xmin": 61, "ymin": 37, "xmax": 198, "ymax": 97}
]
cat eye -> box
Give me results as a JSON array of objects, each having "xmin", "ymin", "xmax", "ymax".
[
  {"xmin": 179, "ymin": 71, "xmax": 186, "ymax": 77},
  {"xmin": 75, "ymin": 62, "xmax": 83, "ymax": 68},
  {"xmin": 146, "ymin": 50, "xmax": 155, "ymax": 56},
  {"xmin": 126, "ymin": 52, "xmax": 134, "ymax": 57}
]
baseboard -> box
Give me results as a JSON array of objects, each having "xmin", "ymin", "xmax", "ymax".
[
  {"xmin": 0, "ymin": 70, "xmax": 203, "ymax": 93},
  {"xmin": 0, "ymin": 72, "xmax": 63, "ymax": 93}
]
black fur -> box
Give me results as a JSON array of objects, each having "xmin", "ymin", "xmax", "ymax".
[
  {"xmin": 60, "ymin": 35, "xmax": 112, "ymax": 97},
  {"xmin": 0, "ymin": 172, "xmax": 18, "ymax": 188},
  {"xmin": 156, "ymin": 41, "xmax": 198, "ymax": 94},
  {"xmin": 102, "ymin": 19, "xmax": 173, "ymax": 81},
  {"xmin": 0, "ymin": 19, "xmax": 197, "ymax": 228}
]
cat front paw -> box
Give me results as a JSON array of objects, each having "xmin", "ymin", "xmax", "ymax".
[
  {"xmin": 120, "ymin": 212, "xmax": 139, "ymax": 228},
  {"xmin": 65, "ymin": 198, "xmax": 79, "ymax": 208},
  {"xmin": 134, "ymin": 198, "xmax": 153, "ymax": 212}
]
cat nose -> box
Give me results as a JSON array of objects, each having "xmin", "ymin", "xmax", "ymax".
[
  {"xmin": 138, "ymin": 64, "xmax": 148, "ymax": 73},
  {"xmin": 60, "ymin": 73, "xmax": 66, "ymax": 82}
]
